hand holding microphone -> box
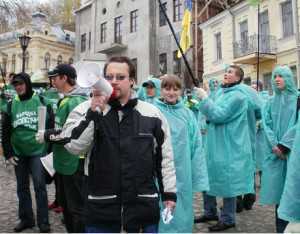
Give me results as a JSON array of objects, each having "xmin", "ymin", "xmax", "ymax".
[{"xmin": 76, "ymin": 62, "xmax": 115, "ymax": 113}]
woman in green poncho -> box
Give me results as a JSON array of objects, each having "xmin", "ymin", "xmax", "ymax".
[
  {"xmin": 260, "ymin": 65, "xmax": 298, "ymax": 233},
  {"xmin": 154, "ymin": 75, "xmax": 209, "ymax": 233}
]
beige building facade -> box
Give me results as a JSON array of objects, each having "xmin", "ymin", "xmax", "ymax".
[
  {"xmin": 200, "ymin": 0, "xmax": 300, "ymax": 92},
  {"xmin": 0, "ymin": 12, "xmax": 75, "ymax": 83}
]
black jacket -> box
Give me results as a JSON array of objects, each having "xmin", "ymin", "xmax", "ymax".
[{"xmin": 65, "ymin": 98, "xmax": 177, "ymax": 229}]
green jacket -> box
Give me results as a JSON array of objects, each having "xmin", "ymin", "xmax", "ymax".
[
  {"xmin": 53, "ymin": 94, "xmax": 87, "ymax": 175},
  {"xmin": 5, "ymin": 94, "xmax": 51, "ymax": 157}
]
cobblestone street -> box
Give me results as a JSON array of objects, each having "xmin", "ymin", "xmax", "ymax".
[{"xmin": 0, "ymin": 158, "xmax": 275, "ymax": 233}]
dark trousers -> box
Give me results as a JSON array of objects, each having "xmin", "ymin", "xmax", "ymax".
[
  {"xmin": 275, "ymin": 205, "xmax": 288, "ymax": 233},
  {"xmin": 14, "ymin": 156, "xmax": 49, "ymax": 226},
  {"xmin": 57, "ymin": 160, "xmax": 85, "ymax": 233},
  {"xmin": 85, "ymin": 224, "xmax": 158, "ymax": 233}
]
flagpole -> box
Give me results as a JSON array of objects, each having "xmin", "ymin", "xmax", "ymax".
[
  {"xmin": 157, "ymin": 0, "xmax": 198, "ymax": 86},
  {"xmin": 256, "ymin": 2, "xmax": 260, "ymax": 91},
  {"xmin": 195, "ymin": 0, "xmax": 198, "ymax": 80}
]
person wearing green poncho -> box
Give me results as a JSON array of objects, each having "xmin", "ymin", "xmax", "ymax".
[
  {"xmin": 193, "ymin": 65, "xmax": 254, "ymax": 232},
  {"xmin": 137, "ymin": 77, "xmax": 161, "ymax": 103},
  {"xmin": 36, "ymin": 64, "xmax": 88, "ymax": 233},
  {"xmin": 1, "ymin": 73, "xmax": 53, "ymax": 233},
  {"xmin": 155, "ymin": 75, "xmax": 209, "ymax": 233},
  {"xmin": 259, "ymin": 65, "xmax": 298, "ymax": 233},
  {"xmin": 278, "ymin": 115, "xmax": 300, "ymax": 233}
]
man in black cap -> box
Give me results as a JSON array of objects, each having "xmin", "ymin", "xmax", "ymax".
[
  {"xmin": 2, "ymin": 73, "xmax": 53, "ymax": 233},
  {"xmin": 36, "ymin": 63, "xmax": 88, "ymax": 233}
]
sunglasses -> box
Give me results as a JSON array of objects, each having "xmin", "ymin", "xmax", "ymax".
[{"xmin": 104, "ymin": 74, "xmax": 128, "ymax": 81}]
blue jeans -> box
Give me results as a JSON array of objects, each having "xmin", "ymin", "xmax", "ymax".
[
  {"xmin": 14, "ymin": 156, "xmax": 49, "ymax": 226},
  {"xmin": 85, "ymin": 224, "xmax": 158, "ymax": 233},
  {"xmin": 203, "ymin": 193, "xmax": 236, "ymax": 225}
]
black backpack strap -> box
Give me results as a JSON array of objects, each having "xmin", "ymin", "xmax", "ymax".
[
  {"xmin": 7, "ymin": 99, "xmax": 12, "ymax": 116},
  {"xmin": 38, "ymin": 95, "xmax": 55, "ymax": 129}
]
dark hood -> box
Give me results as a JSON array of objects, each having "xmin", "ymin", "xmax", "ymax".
[{"xmin": 12, "ymin": 73, "xmax": 34, "ymax": 101}]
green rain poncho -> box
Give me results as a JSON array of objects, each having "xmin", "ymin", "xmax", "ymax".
[
  {"xmin": 155, "ymin": 99, "xmax": 209, "ymax": 233},
  {"xmin": 260, "ymin": 65, "xmax": 298, "ymax": 205},
  {"xmin": 199, "ymin": 84, "xmax": 254, "ymax": 197},
  {"xmin": 278, "ymin": 119, "xmax": 300, "ymax": 222},
  {"xmin": 255, "ymin": 91, "xmax": 270, "ymax": 170},
  {"xmin": 238, "ymin": 84, "xmax": 262, "ymax": 169},
  {"xmin": 208, "ymin": 78, "xmax": 220, "ymax": 100},
  {"xmin": 137, "ymin": 76, "xmax": 161, "ymax": 104}
]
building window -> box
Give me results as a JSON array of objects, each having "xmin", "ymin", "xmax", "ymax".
[
  {"xmin": 173, "ymin": 50, "xmax": 181, "ymax": 74},
  {"xmin": 81, "ymin": 33, "xmax": 86, "ymax": 52},
  {"xmin": 130, "ymin": 10, "xmax": 138, "ymax": 33},
  {"xmin": 159, "ymin": 53, "xmax": 167, "ymax": 75},
  {"xmin": 69, "ymin": 58, "xmax": 74, "ymax": 64},
  {"xmin": 66, "ymin": 34, "xmax": 70, "ymax": 41},
  {"xmin": 240, "ymin": 20, "xmax": 248, "ymax": 52},
  {"xmin": 173, "ymin": 0, "xmax": 183, "ymax": 22},
  {"xmin": 100, "ymin": 22, "xmax": 107, "ymax": 43},
  {"xmin": 215, "ymin": 32, "xmax": 222, "ymax": 61},
  {"xmin": 159, "ymin": 2, "xmax": 167, "ymax": 26},
  {"xmin": 57, "ymin": 55, "xmax": 62, "ymax": 65},
  {"xmin": 131, "ymin": 58, "xmax": 137, "ymax": 82},
  {"xmin": 88, "ymin": 31, "xmax": 91, "ymax": 50},
  {"xmin": 290, "ymin": 65, "xmax": 298, "ymax": 87},
  {"xmin": 45, "ymin": 30, "xmax": 48, "ymax": 35},
  {"xmin": 11, "ymin": 54, "xmax": 16, "ymax": 72},
  {"xmin": 25, "ymin": 52, "xmax": 29, "ymax": 70},
  {"xmin": 44, "ymin": 52, "xmax": 51, "ymax": 70},
  {"xmin": 114, "ymin": 16, "xmax": 122, "ymax": 43},
  {"xmin": 2, "ymin": 56, "xmax": 7, "ymax": 75},
  {"xmin": 281, "ymin": 0, "xmax": 294, "ymax": 37}
]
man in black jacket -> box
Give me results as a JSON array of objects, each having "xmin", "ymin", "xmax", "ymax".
[{"xmin": 61, "ymin": 56, "xmax": 177, "ymax": 233}]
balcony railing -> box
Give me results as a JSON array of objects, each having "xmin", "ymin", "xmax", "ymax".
[{"xmin": 233, "ymin": 34, "xmax": 277, "ymax": 58}]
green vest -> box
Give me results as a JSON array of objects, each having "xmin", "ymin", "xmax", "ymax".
[
  {"xmin": 10, "ymin": 94, "xmax": 48, "ymax": 157},
  {"xmin": 53, "ymin": 95, "xmax": 87, "ymax": 175},
  {"xmin": 41, "ymin": 88, "xmax": 60, "ymax": 114}
]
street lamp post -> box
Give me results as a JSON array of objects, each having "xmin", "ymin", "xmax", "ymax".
[{"xmin": 19, "ymin": 35, "xmax": 31, "ymax": 73}]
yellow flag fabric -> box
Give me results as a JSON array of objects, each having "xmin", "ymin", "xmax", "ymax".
[{"xmin": 177, "ymin": 0, "xmax": 192, "ymax": 58}]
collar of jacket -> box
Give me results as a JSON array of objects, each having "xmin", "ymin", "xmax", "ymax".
[{"xmin": 108, "ymin": 98, "xmax": 138, "ymax": 111}]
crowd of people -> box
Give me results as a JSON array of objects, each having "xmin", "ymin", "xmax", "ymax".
[{"xmin": 0, "ymin": 56, "xmax": 300, "ymax": 233}]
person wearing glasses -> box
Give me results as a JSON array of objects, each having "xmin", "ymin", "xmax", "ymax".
[
  {"xmin": 36, "ymin": 64, "xmax": 88, "ymax": 233},
  {"xmin": 53, "ymin": 56, "xmax": 177, "ymax": 233}
]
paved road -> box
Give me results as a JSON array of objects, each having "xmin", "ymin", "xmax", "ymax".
[{"xmin": 0, "ymin": 157, "xmax": 275, "ymax": 233}]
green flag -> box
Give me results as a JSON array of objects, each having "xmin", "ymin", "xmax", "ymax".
[{"xmin": 248, "ymin": 0, "xmax": 260, "ymax": 6}]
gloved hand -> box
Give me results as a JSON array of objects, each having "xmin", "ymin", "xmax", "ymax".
[
  {"xmin": 35, "ymin": 130, "xmax": 45, "ymax": 143},
  {"xmin": 6, "ymin": 156, "xmax": 19, "ymax": 166},
  {"xmin": 193, "ymin": 87, "xmax": 208, "ymax": 100},
  {"xmin": 44, "ymin": 129, "xmax": 63, "ymax": 142},
  {"xmin": 284, "ymin": 222, "xmax": 300, "ymax": 233}
]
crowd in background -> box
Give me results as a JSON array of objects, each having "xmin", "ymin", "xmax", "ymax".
[{"xmin": 1, "ymin": 57, "xmax": 300, "ymax": 233}]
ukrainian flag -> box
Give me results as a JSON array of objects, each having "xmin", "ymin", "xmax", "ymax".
[{"xmin": 177, "ymin": 0, "xmax": 192, "ymax": 58}]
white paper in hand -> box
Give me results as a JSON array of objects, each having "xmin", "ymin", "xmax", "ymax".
[
  {"xmin": 161, "ymin": 207, "xmax": 173, "ymax": 224},
  {"xmin": 40, "ymin": 153, "xmax": 55, "ymax": 177}
]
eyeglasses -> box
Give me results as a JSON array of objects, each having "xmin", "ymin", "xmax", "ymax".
[{"xmin": 104, "ymin": 74, "xmax": 128, "ymax": 81}]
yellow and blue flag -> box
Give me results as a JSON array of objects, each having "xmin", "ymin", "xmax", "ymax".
[{"xmin": 177, "ymin": 0, "xmax": 192, "ymax": 58}]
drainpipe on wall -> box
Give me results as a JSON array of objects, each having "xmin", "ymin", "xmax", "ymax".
[
  {"xmin": 294, "ymin": 0, "xmax": 300, "ymax": 88},
  {"xmin": 228, "ymin": 8, "xmax": 236, "ymax": 66}
]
